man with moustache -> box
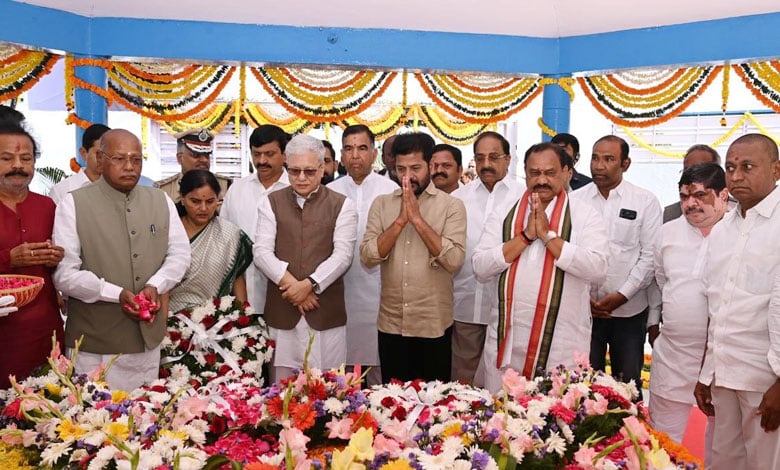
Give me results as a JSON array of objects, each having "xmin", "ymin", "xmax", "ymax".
[
  {"xmin": 0, "ymin": 121, "xmax": 65, "ymax": 388},
  {"xmin": 473, "ymin": 143, "xmax": 608, "ymax": 392},
  {"xmin": 379, "ymin": 135, "xmax": 399, "ymax": 184},
  {"xmin": 663, "ymin": 144, "xmax": 721, "ymax": 223},
  {"xmin": 694, "ymin": 134, "xmax": 780, "ymax": 468},
  {"xmin": 650, "ymin": 163, "xmax": 726, "ymax": 461},
  {"xmin": 361, "ymin": 132, "xmax": 466, "ymax": 383},
  {"xmin": 221, "ymin": 125, "xmax": 290, "ymax": 314},
  {"xmin": 450, "ymin": 131, "xmax": 525, "ymax": 386},
  {"xmin": 155, "ymin": 128, "xmax": 231, "ymax": 204},
  {"xmin": 254, "ymin": 134, "xmax": 357, "ymax": 382},
  {"xmin": 430, "ymin": 144, "xmax": 463, "ymax": 194},
  {"xmin": 551, "ymin": 133, "xmax": 592, "ymax": 190},
  {"xmin": 321, "ymin": 140, "xmax": 337, "ymax": 185},
  {"xmin": 328, "ymin": 125, "xmax": 397, "ymax": 385},
  {"xmin": 573, "ymin": 135, "xmax": 661, "ymax": 390},
  {"xmin": 49, "ymin": 124, "xmax": 111, "ymax": 204},
  {"xmin": 54, "ymin": 129, "xmax": 190, "ymax": 391}
]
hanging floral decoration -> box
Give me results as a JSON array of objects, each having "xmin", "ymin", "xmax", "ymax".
[
  {"xmin": 160, "ymin": 102, "xmax": 237, "ymax": 135},
  {"xmin": 733, "ymin": 61, "xmax": 780, "ymax": 113},
  {"xmin": 338, "ymin": 104, "xmax": 407, "ymax": 140},
  {"xmin": 243, "ymin": 103, "xmax": 316, "ymax": 135},
  {"xmin": 578, "ymin": 66, "xmax": 722, "ymax": 127},
  {"xmin": 249, "ymin": 67, "xmax": 397, "ymax": 122},
  {"xmin": 417, "ymin": 73, "xmax": 542, "ymax": 124},
  {"xmin": 416, "ymin": 104, "xmax": 489, "ymax": 144},
  {"xmin": 0, "ymin": 45, "xmax": 59, "ymax": 102},
  {"xmin": 721, "ymin": 63, "xmax": 731, "ymax": 126}
]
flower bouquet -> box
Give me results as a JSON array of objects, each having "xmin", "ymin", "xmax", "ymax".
[{"xmin": 160, "ymin": 296, "xmax": 273, "ymax": 387}]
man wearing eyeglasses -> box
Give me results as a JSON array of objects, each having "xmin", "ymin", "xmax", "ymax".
[
  {"xmin": 221, "ymin": 125, "xmax": 290, "ymax": 316},
  {"xmin": 254, "ymin": 134, "xmax": 358, "ymax": 383},
  {"xmin": 155, "ymin": 128, "xmax": 232, "ymax": 204},
  {"xmin": 53, "ymin": 129, "xmax": 190, "ymax": 391},
  {"xmin": 328, "ymin": 125, "xmax": 398, "ymax": 386},
  {"xmin": 450, "ymin": 131, "xmax": 525, "ymax": 386}
]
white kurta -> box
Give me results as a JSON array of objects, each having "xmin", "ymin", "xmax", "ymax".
[
  {"xmin": 328, "ymin": 172, "xmax": 398, "ymax": 365},
  {"xmin": 650, "ymin": 216, "xmax": 711, "ymax": 404},
  {"xmin": 472, "ymin": 196, "xmax": 609, "ymax": 392},
  {"xmin": 452, "ymin": 177, "xmax": 525, "ymax": 325},
  {"xmin": 48, "ymin": 171, "xmax": 91, "ymax": 205},
  {"xmin": 220, "ymin": 171, "xmax": 289, "ymax": 313}
]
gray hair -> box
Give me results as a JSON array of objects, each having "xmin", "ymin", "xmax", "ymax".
[{"xmin": 285, "ymin": 134, "xmax": 325, "ymax": 163}]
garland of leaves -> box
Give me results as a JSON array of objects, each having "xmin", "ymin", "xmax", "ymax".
[
  {"xmin": 733, "ymin": 61, "xmax": 780, "ymax": 113},
  {"xmin": 416, "ymin": 73, "xmax": 542, "ymax": 124},
  {"xmin": 577, "ymin": 66, "xmax": 722, "ymax": 127},
  {"xmin": 0, "ymin": 45, "xmax": 59, "ymax": 102},
  {"xmin": 249, "ymin": 67, "xmax": 397, "ymax": 122}
]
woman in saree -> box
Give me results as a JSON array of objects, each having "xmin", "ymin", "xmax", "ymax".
[{"xmin": 168, "ymin": 170, "xmax": 253, "ymax": 314}]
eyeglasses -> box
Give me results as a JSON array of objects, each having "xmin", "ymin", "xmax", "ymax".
[
  {"xmin": 102, "ymin": 152, "xmax": 143, "ymax": 167},
  {"xmin": 287, "ymin": 167, "xmax": 320, "ymax": 178},
  {"xmin": 474, "ymin": 153, "xmax": 507, "ymax": 164}
]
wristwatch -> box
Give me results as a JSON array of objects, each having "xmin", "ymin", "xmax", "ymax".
[
  {"xmin": 307, "ymin": 276, "xmax": 319, "ymax": 293},
  {"xmin": 542, "ymin": 230, "xmax": 558, "ymax": 245}
]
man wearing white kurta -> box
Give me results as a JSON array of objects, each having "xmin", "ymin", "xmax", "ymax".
[
  {"xmin": 650, "ymin": 163, "xmax": 727, "ymax": 464},
  {"xmin": 254, "ymin": 135, "xmax": 358, "ymax": 383},
  {"xmin": 49, "ymin": 124, "xmax": 110, "ymax": 204},
  {"xmin": 221, "ymin": 125, "xmax": 289, "ymax": 314},
  {"xmin": 695, "ymin": 134, "xmax": 780, "ymax": 469},
  {"xmin": 328, "ymin": 125, "xmax": 397, "ymax": 385},
  {"xmin": 451, "ymin": 131, "xmax": 525, "ymax": 386},
  {"xmin": 473, "ymin": 143, "xmax": 608, "ymax": 393}
]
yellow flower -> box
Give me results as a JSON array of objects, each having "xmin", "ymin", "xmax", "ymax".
[
  {"xmin": 111, "ymin": 390, "xmax": 131, "ymax": 404},
  {"xmin": 104, "ymin": 422, "xmax": 129, "ymax": 442},
  {"xmin": 56, "ymin": 419, "xmax": 86, "ymax": 441},
  {"xmin": 159, "ymin": 429, "xmax": 187, "ymax": 441},
  {"xmin": 380, "ymin": 460, "xmax": 413, "ymax": 470},
  {"xmin": 646, "ymin": 435, "xmax": 673, "ymax": 468},
  {"xmin": 330, "ymin": 447, "xmax": 365, "ymax": 470},
  {"xmin": 440, "ymin": 421, "xmax": 473, "ymax": 446},
  {"xmin": 44, "ymin": 383, "xmax": 62, "ymax": 396},
  {"xmin": 346, "ymin": 427, "xmax": 375, "ymax": 462}
]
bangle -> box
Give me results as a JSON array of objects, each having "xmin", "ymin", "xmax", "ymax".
[
  {"xmin": 393, "ymin": 219, "xmax": 405, "ymax": 229},
  {"xmin": 520, "ymin": 231, "xmax": 534, "ymax": 244}
]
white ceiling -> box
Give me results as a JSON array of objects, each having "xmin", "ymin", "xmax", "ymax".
[{"xmin": 15, "ymin": 0, "xmax": 780, "ymax": 38}]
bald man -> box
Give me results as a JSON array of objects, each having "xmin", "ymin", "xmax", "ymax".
[{"xmin": 54, "ymin": 129, "xmax": 190, "ymax": 391}]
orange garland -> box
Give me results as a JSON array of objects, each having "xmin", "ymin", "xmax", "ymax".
[
  {"xmin": 732, "ymin": 64, "xmax": 780, "ymax": 113},
  {"xmin": 0, "ymin": 52, "xmax": 60, "ymax": 103},
  {"xmin": 577, "ymin": 66, "xmax": 722, "ymax": 128}
]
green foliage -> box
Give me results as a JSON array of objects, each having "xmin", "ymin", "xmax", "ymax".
[{"xmin": 35, "ymin": 166, "xmax": 68, "ymax": 189}]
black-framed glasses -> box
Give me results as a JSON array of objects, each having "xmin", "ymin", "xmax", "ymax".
[
  {"xmin": 287, "ymin": 167, "xmax": 320, "ymax": 178},
  {"xmin": 474, "ymin": 153, "xmax": 507, "ymax": 164},
  {"xmin": 101, "ymin": 151, "xmax": 143, "ymax": 167}
]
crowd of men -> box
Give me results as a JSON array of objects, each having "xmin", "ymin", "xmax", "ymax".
[{"xmin": 1, "ymin": 101, "xmax": 780, "ymax": 467}]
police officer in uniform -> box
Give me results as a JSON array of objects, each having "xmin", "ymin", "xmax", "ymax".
[{"xmin": 155, "ymin": 128, "xmax": 232, "ymax": 203}]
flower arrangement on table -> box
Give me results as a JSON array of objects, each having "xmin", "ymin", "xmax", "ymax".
[
  {"xmin": 160, "ymin": 296, "xmax": 274, "ymax": 387},
  {"xmin": 0, "ymin": 337, "xmax": 701, "ymax": 470}
]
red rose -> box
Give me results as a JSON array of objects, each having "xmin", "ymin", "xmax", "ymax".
[
  {"xmin": 391, "ymin": 406, "xmax": 407, "ymax": 421},
  {"xmin": 204, "ymin": 353, "xmax": 217, "ymax": 365},
  {"xmin": 159, "ymin": 368, "xmax": 170, "ymax": 378},
  {"xmin": 246, "ymin": 338, "xmax": 256, "ymax": 348},
  {"xmin": 210, "ymin": 415, "xmax": 227, "ymax": 434},
  {"xmin": 169, "ymin": 331, "xmax": 181, "ymax": 341},
  {"xmin": 221, "ymin": 321, "xmax": 234, "ymax": 333},
  {"xmin": 179, "ymin": 339, "xmax": 190, "ymax": 351},
  {"xmin": 236, "ymin": 316, "xmax": 251, "ymax": 327},
  {"xmin": 218, "ymin": 365, "xmax": 232, "ymax": 375},
  {"xmin": 381, "ymin": 396, "xmax": 396, "ymax": 407},
  {"xmin": 213, "ymin": 298, "xmax": 221, "ymax": 308},
  {"xmin": 202, "ymin": 315, "xmax": 216, "ymax": 329}
]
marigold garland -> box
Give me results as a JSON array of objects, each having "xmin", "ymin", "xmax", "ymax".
[
  {"xmin": 417, "ymin": 105, "xmax": 488, "ymax": 144},
  {"xmin": 339, "ymin": 105, "xmax": 407, "ymax": 140},
  {"xmin": 578, "ymin": 66, "xmax": 722, "ymax": 127},
  {"xmin": 0, "ymin": 47, "xmax": 59, "ymax": 102},
  {"xmin": 733, "ymin": 61, "xmax": 780, "ymax": 113},
  {"xmin": 243, "ymin": 103, "xmax": 315, "ymax": 134},
  {"xmin": 537, "ymin": 117, "xmax": 557, "ymax": 137},
  {"xmin": 721, "ymin": 64, "xmax": 731, "ymax": 126},
  {"xmin": 160, "ymin": 102, "xmax": 236, "ymax": 135}
]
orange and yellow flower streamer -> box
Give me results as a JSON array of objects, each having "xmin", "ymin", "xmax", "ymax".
[
  {"xmin": 733, "ymin": 61, "xmax": 780, "ymax": 113},
  {"xmin": 0, "ymin": 44, "xmax": 59, "ymax": 102}
]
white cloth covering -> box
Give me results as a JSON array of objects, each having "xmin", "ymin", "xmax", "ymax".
[
  {"xmin": 451, "ymin": 176, "xmax": 525, "ymax": 325},
  {"xmin": 220, "ymin": 170, "xmax": 289, "ymax": 313},
  {"xmin": 327, "ymin": 172, "xmax": 398, "ymax": 365},
  {"xmin": 69, "ymin": 345, "xmax": 161, "ymax": 392},
  {"xmin": 269, "ymin": 317, "xmax": 346, "ymax": 375},
  {"xmin": 651, "ymin": 216, "xmax": 711, "ymax": 404},
  {"xmin": 472, "ymin": 195, "xmax": 608, "ymax": 393},
  {"xmin": 572, "ymin": 179, "xmax": 661, "ymax": 319},
  {"xmin": 48, "ymin": 171, "xmax": 91, "ymax": 205},
  {"xmin": 53, "ymin": 192, "xmax": 190, "ymax": 301}
]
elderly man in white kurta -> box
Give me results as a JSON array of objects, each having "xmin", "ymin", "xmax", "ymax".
[
  {"xmin": 451, "ymin": 131, "xmax": 525, "ymax": 386},
  {"xmin": 650, "ymin": 163, "xmax": 727, "ymax": 464},
  {"xmin": 473, "ymin": 143, "xmax": 608, "ymax": 393},
  {"xmin": 328, "ymin": 124, "xmax": 397, "ymax": 385},
  {"xmin": 695, "ymin": 134, "xmax": 780, "ymax": 469}
]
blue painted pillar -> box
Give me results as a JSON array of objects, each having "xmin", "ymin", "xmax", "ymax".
[
  {"xmin": 73, "ymin": 54, "xmax": 108, "ymax": 165},
  {"xmin": 540, "ymin": 74, "xmax": 571, "ymax": 142}
]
